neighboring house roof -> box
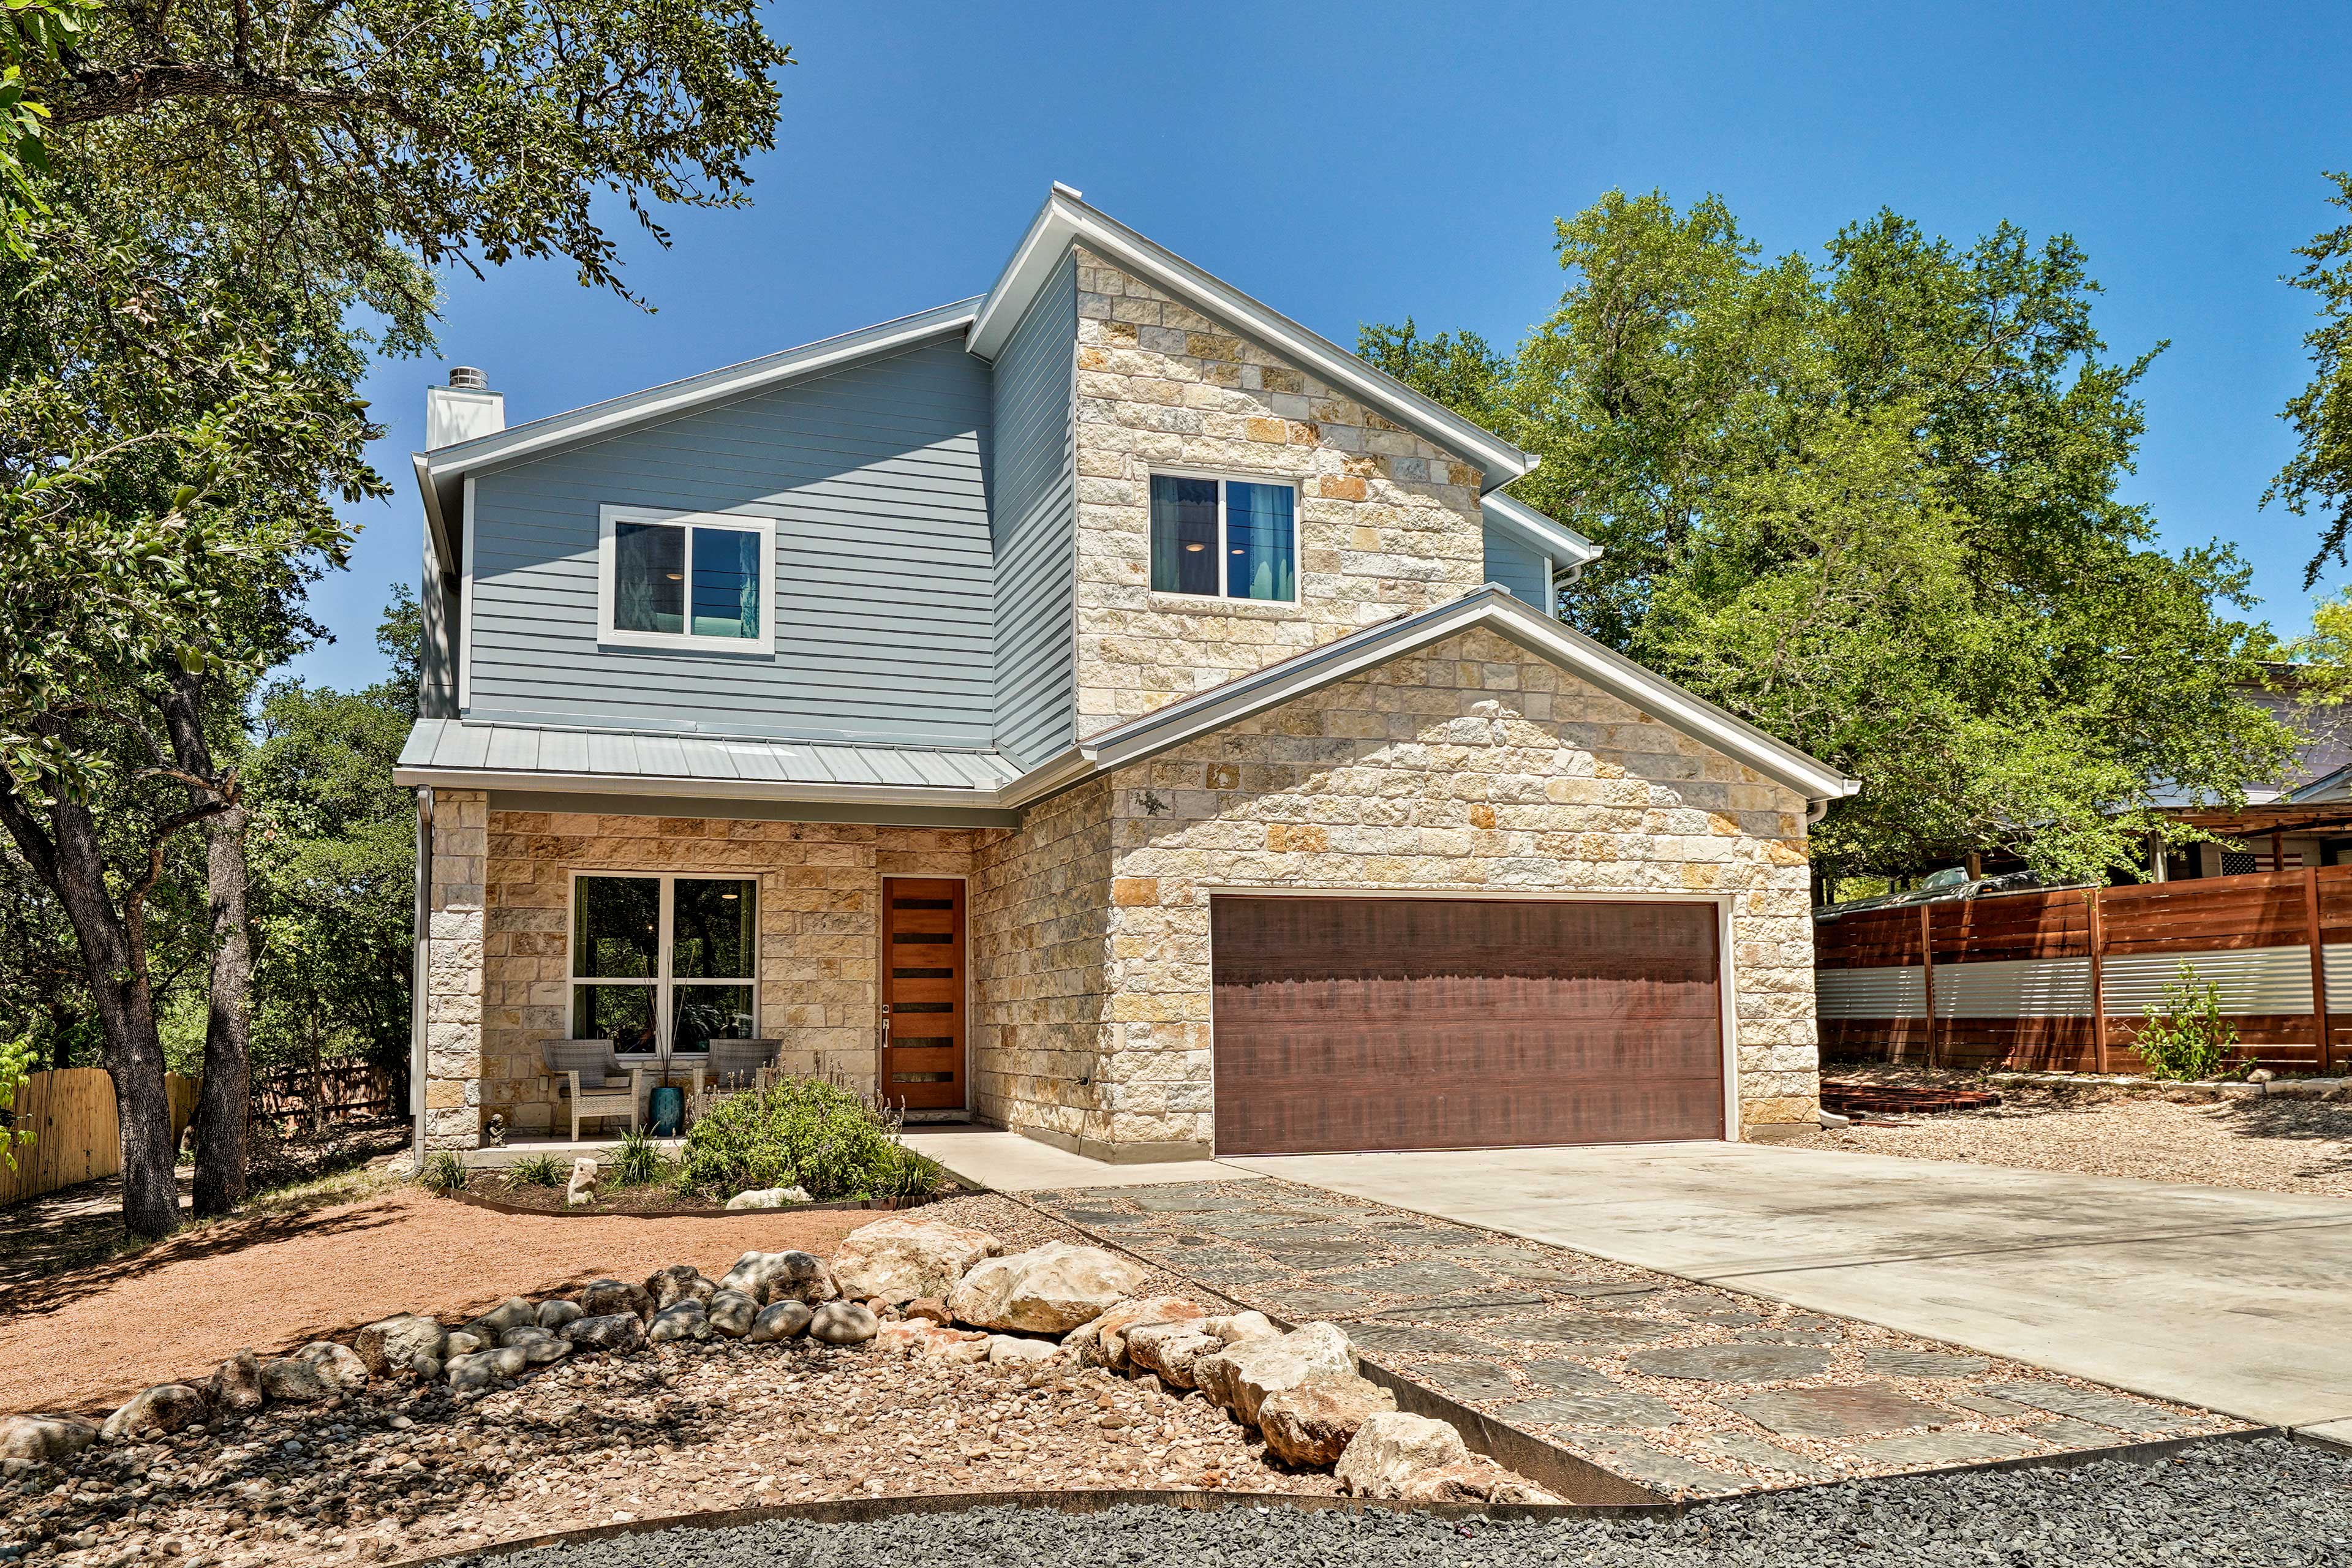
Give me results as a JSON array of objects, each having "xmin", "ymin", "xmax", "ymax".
[
  {"xmin": 967, "ymin": 186, "xmax": 1537, "ymax": 491},
  {"xmin": 1481, "ymin": 491, "xmax": 1602, "ymax": 570},
  {"xmin": 397, "ymin": 586, "xmax": 1856, "ymax": 813}
]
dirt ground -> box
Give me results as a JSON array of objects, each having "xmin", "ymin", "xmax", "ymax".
[
  {"xmin": 0, "ymin": 1182, "xmax": 880, "ymax": 1417},
  {"xmin": 1820, "ymin": 1067, "xmax": 2352, "ymax": 1197}
]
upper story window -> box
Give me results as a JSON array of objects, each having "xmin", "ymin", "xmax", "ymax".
[
  {"xmin": 597, "ymin": 505, "xmax": 775, "ymax": 652},
  {"xmin": 1149, "ymin": 475, "xmax": 1297, "ymax": 603}
]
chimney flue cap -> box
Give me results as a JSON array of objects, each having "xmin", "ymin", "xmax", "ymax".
[{"xmin": 448, "ymin": 366, "xmax": 489, "ymax": 390}]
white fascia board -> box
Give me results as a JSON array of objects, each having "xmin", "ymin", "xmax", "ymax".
[
  {"xmin": 388, "ymin": 762, "xmax": 1014, "ymax": 815},
  {"xmin": 1055, "ymin": 588, "xmax": 1858, "ymax": 803},
  {"xmin": 1483, "ymin": 490, "xmax": 1603, "ymax": 567},
  {"xmin": 414, "ymin": 452, "xmax": 456, "ymax": 575},
  {"xmin": 968, "ymin": 189, "xmax": 1536, "ymax": 492}
]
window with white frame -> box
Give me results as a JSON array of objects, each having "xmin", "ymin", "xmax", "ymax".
[
  {"xmin": 1148, "ymin": 475, "xmax": 1297, "ymax": 602},
  {"xmin": 569, "ymin": 872, "xmax": 758, "ymax": 1057},
  {"xmin": 597, "ymin": 505, "xmax": 775, "ymax": 651}
]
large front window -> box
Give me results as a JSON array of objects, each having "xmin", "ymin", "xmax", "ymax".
[
  {"xmin": 570, "ymin": 873, "xmax": 757, "ymax": 1056},
  {"xmin": 597, "ymin": 505, "xmax": 774, "ymax": 652},
  {"xmin": 1149, "ymin": 475, "xmax": 1297, "ymax": 602}
]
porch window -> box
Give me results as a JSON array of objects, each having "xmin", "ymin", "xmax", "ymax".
[
  {"xmin": 570, "ymin": 872, "xmax": 758, "ymax": 1057},
  {"xmin": 597, "ymin": 505, "xmax": 775, "ymax": 652},
  {"xmin": 1148, "ymin": 475, "xmax": 1296, "ymax": 602}
]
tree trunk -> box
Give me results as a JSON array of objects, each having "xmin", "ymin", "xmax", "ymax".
[{"xmin": 193, "ymin": 799, "xmax": 253, "ymax": 1216}]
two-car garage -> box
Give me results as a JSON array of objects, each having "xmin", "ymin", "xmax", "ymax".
[{"xmin": 1208, "ymin": 895, "xmax": 1727, "ymax": 1156}]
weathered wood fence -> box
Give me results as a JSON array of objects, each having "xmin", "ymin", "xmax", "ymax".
[
  {"xmin": 1816, "ymin": 866, "xmax": 2352, "ymax": 1074},
  {"xmin": 254, "ymin": 1060, "xmax": 404, "ymax": 1127},
  {"xmin": 0, "ymin": 1068, "xmax": 202, "ymax": 1207}
]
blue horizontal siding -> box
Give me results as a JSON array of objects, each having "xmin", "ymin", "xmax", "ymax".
[
  {"xmin": 1483, "ymin": 526, "xmax": 1552, "ymax": 611},
  {"xmin": 464, "ymin": 336, "xmax": 998, "ymax": 747},
  {"xmin": 988, "ymin": 250, "xmax": 1078, "ymax": 766}
]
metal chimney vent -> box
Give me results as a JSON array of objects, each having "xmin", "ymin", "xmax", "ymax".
[{"xmin": 448, "ymin": 366, "xmax": 489, "ymax": 390}]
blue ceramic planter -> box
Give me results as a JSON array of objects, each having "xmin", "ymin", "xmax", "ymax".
[{"xmin": 649, "ymin": 1084, "xmax": 684, "ymax": 1137}]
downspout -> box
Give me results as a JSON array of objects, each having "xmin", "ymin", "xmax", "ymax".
[
  {"xmin": 410, "ymin": 786, "xmax": 434, "ymax": 1172},
  {"xmin": 1804, "ymin": 797, "xmax": 1831, "ymax": 827}
]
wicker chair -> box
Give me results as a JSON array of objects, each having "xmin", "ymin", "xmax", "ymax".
[
  {"xmin": 688, "ymin": 1039, "xmax": 782, "ymax": 1124},
  {"xmin": 540, "ymin": 1039, "xmax": 645, "ymax": 1140}
]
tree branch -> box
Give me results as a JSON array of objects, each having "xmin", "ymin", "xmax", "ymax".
[{"xmin": 56, "ymin": 61, "xmax": 418, "ymax": 128}]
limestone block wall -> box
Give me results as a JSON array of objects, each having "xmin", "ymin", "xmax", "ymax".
[
  {"xmin": 1085, "ymin": 626, "xmax": 1821, "ymax": 1153},
  {"xmin": 1070, "ymin": 247, "xmax": 1490, "ymax": 736},
  {"xmin": 421, "ymin": 789, "xmax": 488, "ymax": 1152},
  {"xmin": 469, "ymin": 812, "xmax": 978, "ymax": 1136}
]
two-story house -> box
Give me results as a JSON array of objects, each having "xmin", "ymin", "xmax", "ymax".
[{"xmin": 394, "ymin": 185, "xmax": 1856, "ymax": 1163}]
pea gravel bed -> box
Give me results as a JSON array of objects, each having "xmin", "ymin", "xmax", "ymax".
[{"xmin": 425, "ymin": 1437, "xmax": 2350, "ymax": 1568}]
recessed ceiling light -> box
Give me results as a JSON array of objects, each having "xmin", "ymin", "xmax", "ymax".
[{"xmin": 1184, "ymin": 541, "xmax": 1205, "ymax": 552}]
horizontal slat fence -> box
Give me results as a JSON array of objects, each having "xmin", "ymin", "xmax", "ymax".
[
  {"xmin": 255, "ymin": 1061, "xmax": 402, "ymax": 1126},
  {"xmin": 1817, "ymin": 865, "xmax": 2352, "ymax": 1074},
  {"xmin": 0, "ymin": 1069, "xmax": 201, "ymax": 1207}
]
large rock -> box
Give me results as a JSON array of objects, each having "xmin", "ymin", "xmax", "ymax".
[
  {"xmin": 1256, "ymin": 1372, "xmax": 1396, "ymax": 1466},
  {"xmin": 464, "ymin": 1297, "xmax": 537, "ymax": 1338},
  {"xmin": 100, "ymin": 1385, "xmax": 208, "ymax": 1441},
  {"xmin": 1092, "ymin": 1296, "xmax": 1207, "ymax": 1369},
  {"xmin": 498, "ymin": 1326, "xmax": 571, "ymax": 1365},
  {"xmin": 207, "ymin": 1350, "xmax": 265, "ymax": 1414},
  {"xmin": 0, "ymin": 1414, "xmax": 97, "ymax": 1464},
  {"xmin": 579, "ymin": 1278, "xmax": 653, "ymax": 1321},
  {"xmin": 1396, "ymin": 1457, "xmax": 1561, "ymax": 1506},
  {"xmin": 537, "ymin": 1299, "xmax": 584, "ymax": 1332},
  {"xmin": 1196, "ymin": 1322, "xmax": 1358, "ymax": 1424},
  {"xmin": 565, "ymin": 1157, "xmax": 597, "ymax": 1207},
  {"xmin": 445, "ymin": 1346, "xmax": 529, "ymax": 1389},
  {"xmin": 987, "ymin": 1335, "xmax": 1064, "ymax": 1365},
  {"xmin": 562, "ymin": 1313, "xmax": 647, "ymax": 1354},
  {"xmin": 903, "ymin": 1324, "xmax": 990, "ymax": 1363},
  {"xmin": 296, "ymin": 1341, "xmax": 370, "ymax": 1392},
  {"xmin": 645, "ymin": 1266, "xmax": 718, "ymax": 1312},
  {"xmin": 725, "ymin": 1186, "xmax": 812, "ymax": 1210},
  {"xmin": 1201, "ymin": 1310, "xmax": 1280, "ymax": 1346},
  {"xmin": 1061, "ymin": 1319, "xmax": 1107, "ymax": 1366},
  {"xmin": 707, "ymin": 1290, "xmax": 759, "ymax": 1338},
  {"xmin": 832, "ymin": 1216, "xmax": 1001, "ymax": 1305},
  {"xmin": 749, "ymin": 1301, "xmax": 812, "ymax": 1343},
  {"xmin": 1333, "ymin": 1412, "xmax": 1470, "ymax": 1499},
  {"xmin": 809, "ymin": 1301, "xmax": 879, "ymax": 1346},
  {"xmin": 648, "ymin": 1302, "xmax": 711, "ymax": 1343},
  {"xmin": 355, "ymin": 1314, "xmax": 445, "ymax": 1378},
  {"xmin": 717, "ymin": 1250, "xmax": 837, "ymax": 1306},
  {"xmin": 948, "ymin": 1243, "xmax": 1151, "ymax": 1334},
  {"xmin": 1126, "ymin": 1321, "xmax": 1225, "ymax": 1389},
  {"xmin": 258, "ymin": 1358, "xmax": 334, "ymax": 1404},
  {"xmin": 442, "ymin": 1331, "xmax": 486, "ymax": 1359}
]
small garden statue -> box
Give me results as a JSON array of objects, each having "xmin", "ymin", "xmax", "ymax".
[{"xmin": 484, "ymin": 1113, "xmax": 506, "ymax": 1148}]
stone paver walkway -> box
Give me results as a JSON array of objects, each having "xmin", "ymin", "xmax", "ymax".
[{"xmin": 1028, "ymin": 1177, "xmax": 2247, "ymax": 1498}]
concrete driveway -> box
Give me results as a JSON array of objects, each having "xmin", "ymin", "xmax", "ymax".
[{"xmin": 1229, "ymin": 1141, "xmax": 2352, "ymax": 1442}]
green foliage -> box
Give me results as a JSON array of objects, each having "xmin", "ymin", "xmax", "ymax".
[
  {"xmin": 2135, "ymin": 964, "xmax": 2244, "ymax": 1082},
  {"xmin": 0, "ymin": 1027, "xmax": 32, "ymax": 1168},
  {"xmin": 870, "ymin": 1144, "xmax": 947, "ymax": 1204},
  {"xmin": 610, "ymin": 1126, "xmax": 669, "ymax": 1188},
  {"xmin": 2267, "ymin": 172, "xmax": 2352, "ymax": 589},
  {"xmin": 0, "ymin": 0, "xmax": 94, "ymax": 254},
  {"xmin": 508, "ymin": 1152, "xmax": 566, "ymax": 1188},
  {"xmin": 1363, "ymin": 190, "xmax": 2295, "ymax": 885},
  {"xmin": 676, "ymin": 1077, "xmax": 918, "ymax": 1201},
  {"xmin": 418, "ymin": 1151, "xmax": 467, "ymax": 1194}
]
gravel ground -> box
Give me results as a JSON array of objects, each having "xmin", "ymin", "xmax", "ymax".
[
  {"xmin": 1819, "ymin": 1072, "xmax": 2352, "ymax": 1197},
  {"xmin": 426, "ymin": 1436, "xmax": 2351, "ymax": 1568}
]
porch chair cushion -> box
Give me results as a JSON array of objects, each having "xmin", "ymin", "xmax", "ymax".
[{"xmin": 541, "ymin": 1039, "xmax": 620, "ymax": 1091}]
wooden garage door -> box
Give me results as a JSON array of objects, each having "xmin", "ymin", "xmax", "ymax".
[{"xmin": 1210, "ymin": 896, "xmax": 1724, "ymax": 1155}]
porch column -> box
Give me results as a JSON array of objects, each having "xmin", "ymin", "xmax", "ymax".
[{"xmin": 423, "ymin": 788, "xmax": 489, "ymax": 1150}]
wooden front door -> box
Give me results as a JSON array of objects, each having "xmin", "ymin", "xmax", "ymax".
[
  {"xmin": 1210, "ymin": 895, "xmax": 1724, "ymax": 1155},
  {"xmin": 881, "ymin": 878, "xmax": 967, "ymax": 1111}
]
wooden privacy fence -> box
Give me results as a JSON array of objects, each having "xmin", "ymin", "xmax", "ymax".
[
  {"xmin": 1815, "ymin": 866, "xmax": 2352, "ymax": 1074},
  {"xmin": 254, "ymin": 1060, "xmax": 403, "ymax": 1126},
  {"xmin": 0, "ymin": 1068, "xmax": 202, "ymax": 1207}
]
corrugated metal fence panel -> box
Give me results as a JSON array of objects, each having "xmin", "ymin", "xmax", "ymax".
[
  {"xmin": 2100, "ymin": 947, "xmax": 2314, "ymax": 1016},
  {"xmin": 2320, "ymin": 943, "xmax": 2352, "ymax": 1001},
  {"xmin": 1815, "ymin": 965, "xmax": 1926, "ymax": 1020},
  {"xmin": 1932, "ymin": 957, "xmax": 2095, "ymax": 1018}
]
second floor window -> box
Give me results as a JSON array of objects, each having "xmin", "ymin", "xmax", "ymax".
[
  {"xmin": 598, "ymin": 506, "xmax": 774, "ymax": 651},
  {"xmin": 1150, "ymin": 475, "xmax": 1297, "ymax": 603}
]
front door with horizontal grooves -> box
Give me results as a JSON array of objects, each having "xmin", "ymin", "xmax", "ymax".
[{"xmin": 882, "ymin": 877, "xmax": 966, "ymax": 1112}]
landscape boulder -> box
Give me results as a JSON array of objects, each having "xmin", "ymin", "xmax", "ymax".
[
  {"xmin": 648, "ymin": 1301, "xmax": 712, "ymax": 1343},
  {"xmin": 537, "ymin": 1299, "xmax": 584, "ymax": 1332},
  {"xmin": 565, "ymin": 1158, "xmax": 597, "ymax": 1207},
  {"xmin": 1091, "ymin": 1296, "xmax": 1207, "ymax": 1368},
  {"xmin": 725, "ymin": 1186, "xmax": 812, "ymax": 1210},
  {"xmin": 464, "ymin": 1297, "xmax": 537, "ymax": 1337},
  {"xmin": 1395, "ymin": 1457, "xmax": 1561, "ymax": 1506},
  {"xmin": 100, "ymin": 1385, "xmax": 208, "ymax": 1442},
  {"xmin": 258, "ymin": 1358, "xmax": 334, "ymax": 1404},
  {"xmin": 207, "ymin": 1350, "xmax": 265, "ymax": 1414},
  {"xmin": 445, "ymin": 1346, "xmax": 529, "ymax": 1389},
  {"xmin": 498, "ymin": 1326, "xmax": 570, "ymax": 1365},
  {"xmin": 296, "ymin": 1341, "xmax": 370, "ymax": 1391},
  {"xmin": 1256, "ymin": 1372, "xmax": 1396, "ymax": 1466},
  {"xmin": 987, "ymin": 1335, "xmax": 1063, "ymax": 1365},
  {"xmin": 579, "ymin": 1278, "xmax": 654, "ymax": 1321},
  {"xmin": 561, "ymin": 1313, "xmax": 647, "ymax": 1354},
  {"xmin": 355, "ymin": 1314, "xmax": 446, "ymax": 1378},
  {"xmin": 442, "ymin": 1331, "xmax": 486, "ymax": 1359},
  {"xmin": 707, "ymin": 1289, "xmax": 760, "ymax": 1337},
  {"xmin": 1196, "ymin": 1322, "xmax": 1358, "ymax": 1424},
  {"xmin": 904, "ymin": 1298, "xmax": 952, "ymax": 1325},
  {"xmin": 717, "ymin": 1250, "xmax": 837, "ymax": 1306},
  {"xmin": 1126, "ymin": 1321, "xmax": 1225, "ymax": 1389},
  {"xmin": 750, "ymin": 1301, "xmax": 813, "ymax": 1343},
  {"xmin": 0, "ymin": 1414, "xmax": 97, "ymax": 1465},
  {"xmin": 645, "ymin": 1266, "xmax": 718, "ymax": 1312},
  {"xmin": 948, "ymin": 1242, "xmax": 1150, "ymax": 1334},
  {"xmin": 1332, "ymin": 1412, "xmax": 1470, "ymax": 1499},
  {"xmin": 809, "ymin": 1301, "xmax": 880, "ymax": 1346},
  {"xmin": 832, "ymin": 1216, "xmax": 1001, "ymax": 1305},
  {"xmin": 1200, "ymin": 1310, "xmax": 1280, "ymax": 1346}
]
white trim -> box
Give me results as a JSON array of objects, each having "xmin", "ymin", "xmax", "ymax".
[
  {"xmin": 968, "ymin": 190, "xmax": 1536, "ymax": 491},
  {"xmin": 595, "ymin": 505, "xmax": 778, "ymax": 655},
  {"xmin": 1147, "ymin": 470, "xmax": 1300, "ymax": 606},
  {"xmin": 1196, "ymin": 887, "xmax": 1740, "ymax": 1155},
  {"xmin": 566, "ymin": 869, "xmax": 761, "ymax": 1060},
  {"xmin": 391, "ymin": 763, "xmax": 1013, "ymax": 811},
  {"xmin": 1482, "ymin": 490, "xmax": 1602, "ymax": 568},
  {"xmin": 457, "ymin": 475, "xmax": 477, "ymax": 711}
]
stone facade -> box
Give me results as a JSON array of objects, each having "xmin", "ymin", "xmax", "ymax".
[
  {"xmin": 1071, "ymin": 248, "xmax": 1490, "ymax": 736},
  {"xmin": 421, "ymin": 789, "xmax": 488, "ymax": 1152}
]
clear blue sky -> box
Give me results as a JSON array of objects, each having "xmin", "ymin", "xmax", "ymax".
[{"xmin": 293, "ymin": 0, "xmax": 2352, "ymax": 689}]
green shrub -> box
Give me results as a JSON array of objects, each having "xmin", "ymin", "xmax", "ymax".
[
  {"xmin": 2135, "ymin": 963, "xmax": 2244, "ymax": 1082},
  {"xmin": 677, "ymin": 1077, "xmax": 921, "ymax": 1200},
  {"xmin": 611, "ymin": 1126, "xmax": 669, "ymax": 1187},
  {"xmin": 872, "ymin": 1142, "xmax": 948, "ymax": 1203},
  {"xmin": 509, "ymin": 1153, "xmax": 567, "ymax": 1188},
  {"xmin": 418, "ymin": 1151, "xmax": 468, "ymax": 1194}
]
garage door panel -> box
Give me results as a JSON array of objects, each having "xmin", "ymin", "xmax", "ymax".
[{"xmin": 1211, "ymin": 895, "xmax": 1724, "ymax": 1155}]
